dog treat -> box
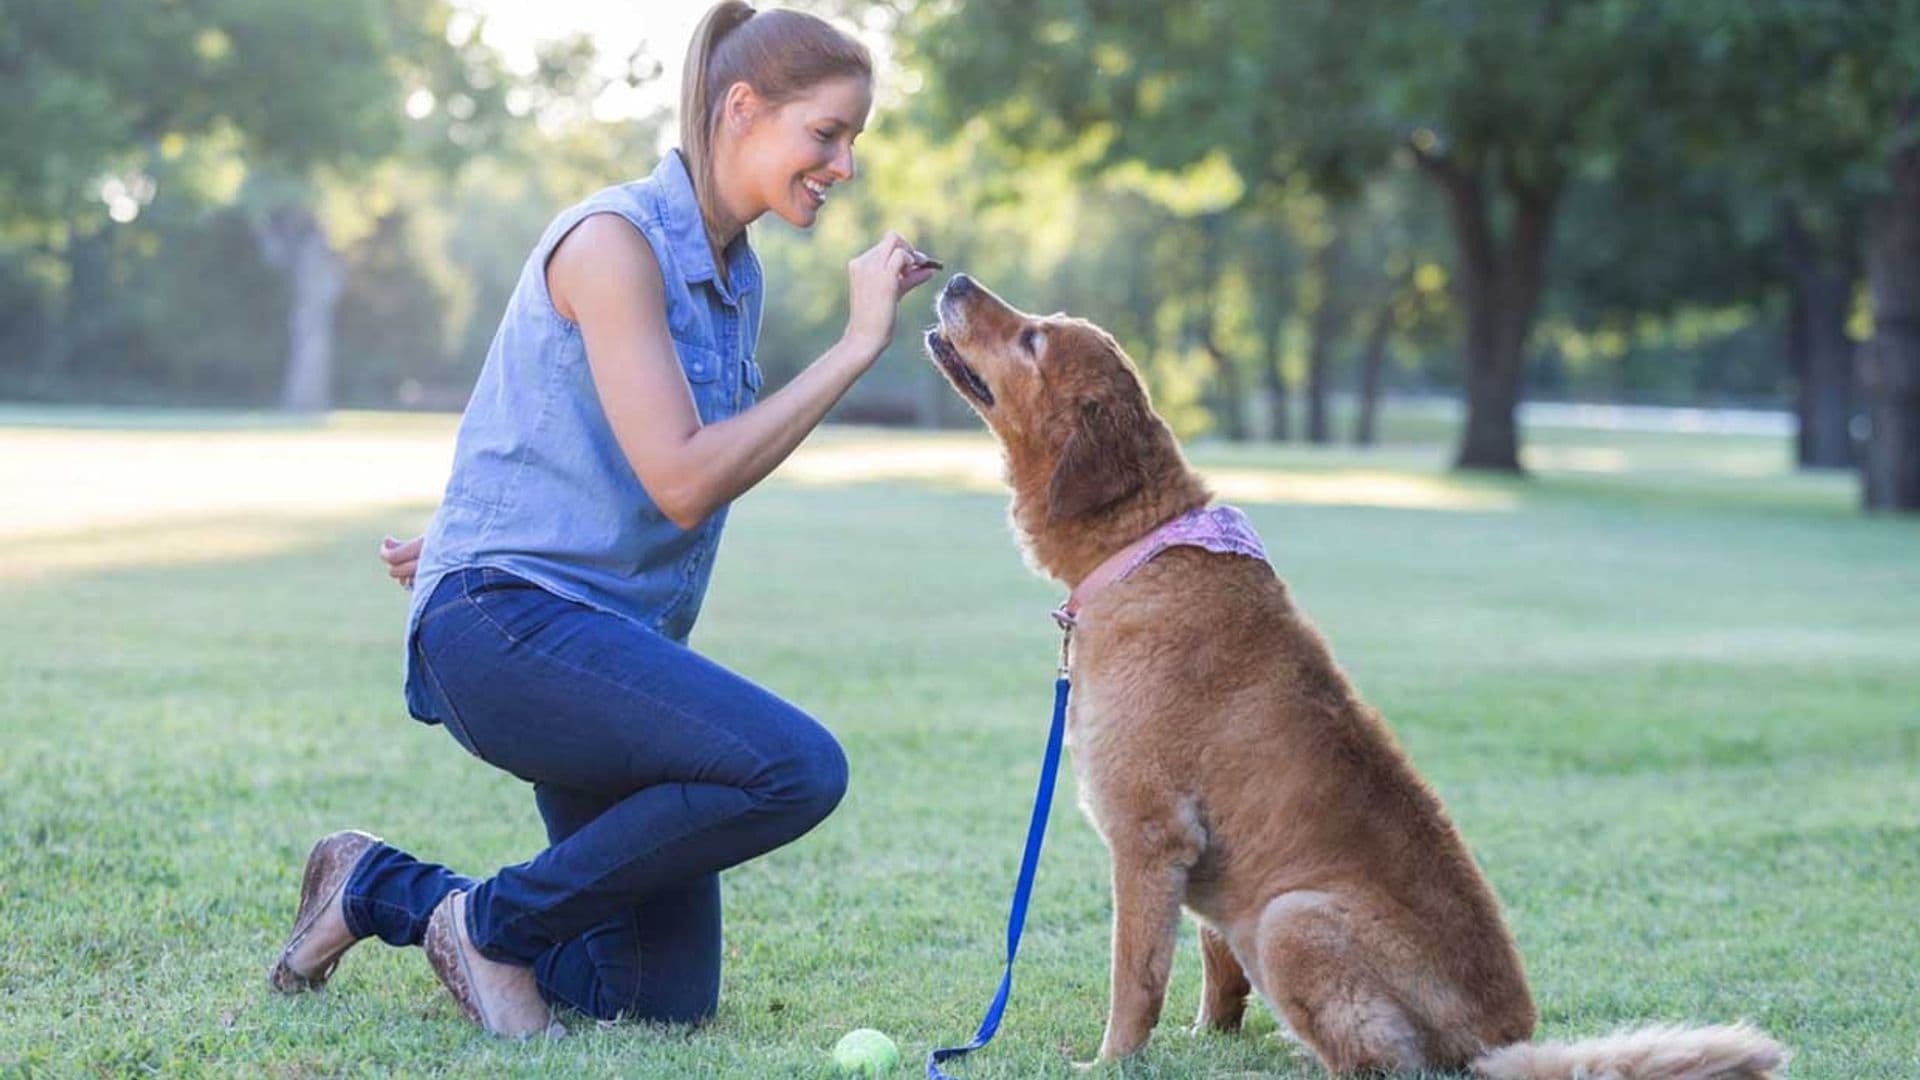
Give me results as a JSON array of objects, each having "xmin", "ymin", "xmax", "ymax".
[{"xmin": 909, "ymin": 250, "xmax": 944, "ymax": 271}]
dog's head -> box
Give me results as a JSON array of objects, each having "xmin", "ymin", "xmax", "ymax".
[{"xmin": 924, "ymin": 274, "xmax": 1198, "ymax": 540}]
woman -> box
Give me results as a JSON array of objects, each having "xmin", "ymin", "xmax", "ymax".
[{"xmin": 267, "ymin": 2, "xmax": 937, "ymax": 1036}]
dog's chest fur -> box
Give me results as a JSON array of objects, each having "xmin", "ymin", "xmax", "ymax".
[{"xmin": 1061, "ymin": 610, "xmax": 1220, "ymax": 871}]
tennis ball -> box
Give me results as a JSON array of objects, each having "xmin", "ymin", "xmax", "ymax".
[{"xmin": 831, "ymin": 1028, "xmax": 900, "ymax": 1076}]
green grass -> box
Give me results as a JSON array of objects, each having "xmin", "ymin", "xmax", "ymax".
[{"xmin": 2, "ymin": 409, "xmax": 1917, "ymax": 1077}]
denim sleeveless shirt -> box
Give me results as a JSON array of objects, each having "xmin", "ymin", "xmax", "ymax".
[{"xmin": 403, "ymin": 151, "xmax": 764, "ymax": 723}]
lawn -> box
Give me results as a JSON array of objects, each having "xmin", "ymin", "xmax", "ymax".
[{"xmin": 2, "ymin": 408, "xmax": 1916, "ymax": 1077}]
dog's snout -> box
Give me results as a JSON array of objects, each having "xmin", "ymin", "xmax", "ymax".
[{"xmin": 935, "ymin": 273, "xmax": 976, "ymax": 329}]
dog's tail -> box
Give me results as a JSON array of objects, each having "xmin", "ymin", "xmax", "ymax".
[{"xmin": 1468, "ymin": 1021, "xmax": 1787, "ymax": 1080}]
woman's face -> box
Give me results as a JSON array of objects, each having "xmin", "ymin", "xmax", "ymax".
[{"xmin": 731, "ymin": 74, "xmax": 872, "ymax": 230}]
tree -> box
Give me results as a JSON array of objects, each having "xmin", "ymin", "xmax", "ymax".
[
  {"xmin": 895, "ymin": 3, "xmax": 1311, "ymax": 443},
  {"xmin": 900, "ymin": 0, "xmax": 1698, "ymax": 472},
  {"xmin": 218, "ymin": 1, "xmax": 513, "ymax": 411},
  {"xmin": 1861, "ymin": 96, "xmax": 1920, "ymax": 510},
  {"xmin": 0, "ymin": 0, "xmax": 510, "ymax": 411},
  {"xmin": 1675, "ymin": 1, "xmax": 1920, "ymax": 510}
]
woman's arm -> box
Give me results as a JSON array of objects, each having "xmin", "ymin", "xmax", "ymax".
[{"xmin": 549, "ymin": 214, "xmax": 931, "ymax": 530}]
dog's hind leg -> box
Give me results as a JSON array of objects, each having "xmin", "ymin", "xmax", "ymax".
[
  {"xmin": 1193, "ymin": 921, "xmax": 1252, "ymax": 1034},
  {"xmin": 1254, "ymin": 890, "xmax": 1430, "ymax": 1075}
]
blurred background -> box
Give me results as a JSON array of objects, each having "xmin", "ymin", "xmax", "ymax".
[{"xmin": 2, "ymin": 0, "xmax": 1917, "ymax": 510}]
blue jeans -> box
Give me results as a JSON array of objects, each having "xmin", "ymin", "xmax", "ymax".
[{"xmin": 343, "ymin": 567, "xmax": 848, "ymax": 1023}]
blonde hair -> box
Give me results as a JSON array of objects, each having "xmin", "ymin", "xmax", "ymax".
[{"xmin": 681, "ymin": 2, "xmax": 872, "ymax": 259}]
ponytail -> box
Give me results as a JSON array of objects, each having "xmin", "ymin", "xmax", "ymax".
[{"xmin": 681, "ymin": 0, "xmax": 758, "ymax": 254}]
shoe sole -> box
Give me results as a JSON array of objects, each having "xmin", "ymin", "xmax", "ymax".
[{"xmin": 268, "ymin": 830, "xmax": 379, "ymax": 994}]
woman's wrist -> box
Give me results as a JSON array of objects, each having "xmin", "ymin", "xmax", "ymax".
[{"xmin": 834, "ymin": 328, "xmax": 889, "ymax": 368}]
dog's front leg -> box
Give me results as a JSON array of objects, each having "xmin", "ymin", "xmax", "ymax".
[{"xmin": 1092, "ymin": 853, "xmax": 1187, "ymax": 1063}]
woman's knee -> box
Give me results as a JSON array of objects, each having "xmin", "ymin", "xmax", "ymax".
[
  {"xmin": 630, "ymin": 974, "xmax": 720, "ymax": 1027},
  {"xmin": 753, "ymin": 714, "xmax": 848, "ymax": 827},
  {"xmin": 584, "ymin": 973, "xmax": 718, "ymax": 1027},
  {"xmin": 542, "ymin": 937, "xmax": 720, "ymax": 1026}
]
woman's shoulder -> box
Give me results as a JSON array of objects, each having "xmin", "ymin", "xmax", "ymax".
[
  {"xmin": 544, "ymin": 208, "xmax": 668, "ymax": 327},
  {"xmin": 552, "ymin": 213, "xmax": 661, "ymax": 280},
  {"xmin": 545, "ymin": 180, "xmax": 662, "ymax": 242},
  {"xmin": 538, "ymin": 175, "xmax": 673, "ymax": 275}
]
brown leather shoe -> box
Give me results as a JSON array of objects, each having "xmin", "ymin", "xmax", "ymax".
[
  {"xmin": 424, "ymin": 890, "xmax": 563, "ymax": 1038},
  {"xmin": 268, "ymin": 829, "xmax": 380, "ymax": 994}
]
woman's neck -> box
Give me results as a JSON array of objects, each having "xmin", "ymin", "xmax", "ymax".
[
  {"xmin": 705, "ymin": 206, "xmax": 745, "ymax": 259},
  {"xmin": 703, "ymin": 145, "xmax": 760, "ymax": 270}
]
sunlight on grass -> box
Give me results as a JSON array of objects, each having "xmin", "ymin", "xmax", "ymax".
[
  {"xmin": 779, "ymin": 429, "xmax": 1518, "ymax": 511},
  {"xmin": 0, "ymin": 424, "xmax": 452, "ymax": 540},
  {"xmin": 774, "ymin": 430, "xmax": 1005, "ymax": 493},
  {"xmin": 1525, "ymin": 445, "xmax": 1634, "ymax": 473},
  {"xmin": 1, "ymin": 514, "xmax": 364, "ymax": 583},
  {"xmin": 0, "ymin": 419, "xmax": 456, "ymax": 579},
  {"xmin": 0, "ymin": 414, "xmax": 1843, "ymax": 585},
  {"xmin": 1208, "ymin": 468, "xmax": 1517, "ymax": 511},
  {"xmin": 1521, "ymin": 429, "xmax": 1795, "ymax": 478}
]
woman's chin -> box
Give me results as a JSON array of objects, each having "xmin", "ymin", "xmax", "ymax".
[
  {"xmin": 771, "ymin": 192, "xmax": 817, "ymax": 227},
  {"xmin": 775, "ymin": 197, "xmax": 822, "ymax": 230}
]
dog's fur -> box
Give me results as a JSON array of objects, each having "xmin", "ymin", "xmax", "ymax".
[{"xmin": 924, "ymin": 275, "xmax": 1786, "ymax": 1079}]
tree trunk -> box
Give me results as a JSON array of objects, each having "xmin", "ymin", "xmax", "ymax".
[
  {"xmin": 252, "ymin": 202, "xmax": 345, "ymax": 413},
  {"xmin": 1861, "ymin": 96, "xmax": 1920, "ymax": 512},
  {"xmin": 1781, "ymin": 207, "xmax": 1858, "ymax": 469},
  {"xmin": 1260, "ymin": 312, "xmax": 1290, "ymax": 441},
  {"xmin": 1418, "ymin": 150, "xmax": 1560, "ymax": 474},
  {"xmin": 1784, "ymin": 254, "xmax": 1811, "ymax": 460},
  {"xmin": 1353, "ymin": 298, "xmax": 1394, "ymax": 446},
  {"xmin": 1198, "ymin": 214, "xmax": 1249, "ymax": 440},
  {"xmin": 1304, "ymin": 315, "xmax": 1334, "ymax": 443},
  {"xmin": 1255, "ymin": 247, "xmax": 1290, "ymax": 441},
  {"xmin": 1202, "ymin": 339, "xmax": 1250, "ymax": 440},
  {"xmin": 1304, "ymin": 235, "xmax": 1347, "ymax": 445},
  {"xmin": 39, "ymin": 223, "xmax": 113, "ymax": 385}
]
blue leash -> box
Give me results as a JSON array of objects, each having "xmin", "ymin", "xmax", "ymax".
[{"xmin": 926, "ymin": 673, "xmax": 1071, "ymax": 1078}]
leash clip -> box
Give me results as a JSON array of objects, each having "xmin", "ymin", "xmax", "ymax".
[{"xmin": 1050, "ymin": 604, "xmax": 1076, "ymax": 677}]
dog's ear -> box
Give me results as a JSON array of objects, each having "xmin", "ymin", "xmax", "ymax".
[{"xmin": 1047, "ymin": 398, "xmax": 1144, "ymax": 521}]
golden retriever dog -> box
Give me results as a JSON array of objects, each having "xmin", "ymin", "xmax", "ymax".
[{"xmin": 923, "ymin": 274, "xmax": 1786, "ymax": 1079}]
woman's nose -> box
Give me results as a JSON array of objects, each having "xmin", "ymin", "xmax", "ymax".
[{"xmin": 829, "ymin": 145, "xmax": 855, "ymax": 183}]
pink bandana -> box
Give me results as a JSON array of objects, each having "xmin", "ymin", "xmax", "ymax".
[{"xmin": 1055, "ymin": 505, "xmax": 1269, "ymax": 627}]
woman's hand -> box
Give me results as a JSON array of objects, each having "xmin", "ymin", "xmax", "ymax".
[
  {"xmin": 842, "ymin": 231, "xmax": 940, "ymax": 358},
  {"xmin": 380, "ymin": 535, "xmax": 423, "ymax": 589}
]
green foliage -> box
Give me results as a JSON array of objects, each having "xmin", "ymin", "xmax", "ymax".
[
  {"xmin": 0, "ymin": 0, "xmax": 672, "ymax": 408},
  {"xmin": 4, "ymin": 0, "xmax": 1918, "ymax": 429}
]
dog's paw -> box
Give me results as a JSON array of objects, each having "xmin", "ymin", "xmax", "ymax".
[{"xmin": 1188, "ymin": 1018, "xmax": 1243, "ymax": 1038}]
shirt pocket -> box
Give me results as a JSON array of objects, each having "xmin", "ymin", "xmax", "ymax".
[
  {"xmin": 741, "ymin": 356, "xmax": 764, "ymax": 401},
  {"xmin": 673, "ymin": 336, "xmax": 720, "ymax": 384},
  {"xmin": 673, "ymin": 337, "xmax": 730, "ymax": 423}
]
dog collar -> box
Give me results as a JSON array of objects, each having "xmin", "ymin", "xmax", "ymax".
[{"xmin": 1050, "ymin": 504, "xmax": 1268, "ymax": 633}]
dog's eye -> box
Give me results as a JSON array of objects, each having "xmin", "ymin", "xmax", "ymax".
[{"xmin": 1019, "ymin": 327, "xmax": 1040, "ymax": 354}]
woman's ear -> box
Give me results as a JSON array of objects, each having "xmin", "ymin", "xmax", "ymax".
[{"xmin": 723, "ymin": 81, "xmax": 762, "ymax": 134}]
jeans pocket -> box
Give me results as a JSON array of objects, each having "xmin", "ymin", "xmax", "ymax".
[{"xmin": 462, "ymin": 568, "xmax": 566, "ymax": 646}]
